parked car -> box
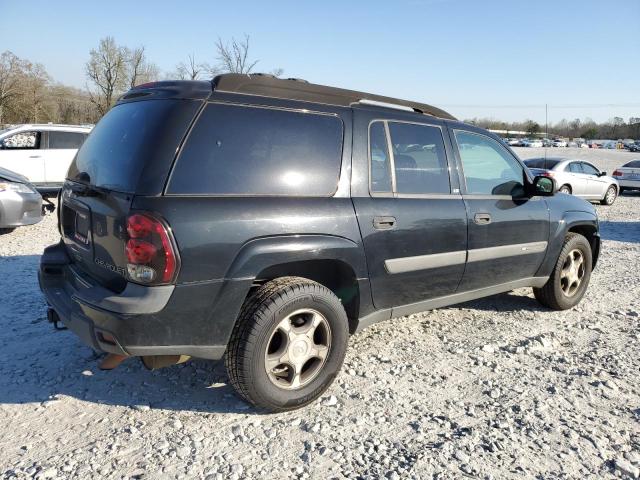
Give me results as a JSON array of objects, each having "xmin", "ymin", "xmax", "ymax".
[
  {"xmin": 524, "ymin": 157, "xmax": 619, "ymax": 205},
  {"xmin": 612, "ymin": 160, "xmax": 640, "ymax": 193},
  {"xmin": 0, "ymin": 124, "xmax": 92, "ymax": 196},
  {"xmin": 508, "ymin": 138, "xmax": 521, "ymax": 146},
  {"xmin": 552, "ymin": 139, "xmax": 568, "ymax": 147},
  {"xmin": 40, "ymin": 75, "xmax": 601, "ymax": 411},
  {"xmin": 0, "ymin": 166, "xmax": 42, "ymax": 233},
  {"xmin": 527, "ymin": 139, "xmax": 543, "ymax": 148},
  {"xmin": 625, "ymin": 143, "xmax": 640, "ymax": 152}
]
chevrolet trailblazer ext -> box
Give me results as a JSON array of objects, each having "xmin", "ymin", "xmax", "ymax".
[{"xmin": 40, "ymin": 74, "xmax": 600, "ymax": 411}]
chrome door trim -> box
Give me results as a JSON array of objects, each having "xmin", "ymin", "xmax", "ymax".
[{"xmin": 384, "ymin": 241, "xmax": 548, "ymax": 274}]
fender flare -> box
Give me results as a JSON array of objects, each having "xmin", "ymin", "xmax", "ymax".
[
  {"xmin": 224, "ymin": 234, "xmax": 369, "ymax": 281},
  {"xmin": 536, "ymin": 210, "xmax": 599, "ymax": 277}
]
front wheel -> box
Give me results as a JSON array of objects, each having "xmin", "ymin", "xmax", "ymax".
[
  {"xmin": 533, "ymin": 233, "xmax": 592, "ymax": 310},
  {"xmin": 558, "ymin": 185, "xmax": 572, "ymax": 195},
  {"xmin": 601, "ymin": 185, "xmax": 617, "ymax": 205},
  {"xmin": 225, "ymin": 277, "xmax": 349, "ymax": 412}
]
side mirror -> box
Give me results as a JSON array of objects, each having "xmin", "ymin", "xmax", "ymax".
[
  {"xmin": 531, "ymin": 175, "xmax": 555, "ymax": 196},
  {"xmin": 598, "ymin": 171, "xmax": 607, "ymax": 177}
]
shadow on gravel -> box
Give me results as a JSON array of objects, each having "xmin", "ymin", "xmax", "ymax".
[
  {"xmin": 451, "ymin": 290, "xmax": 548, "ymax": 313},
  {"xmin": 599, "ymin": 221, "xmax": 640, "ymax": 244},
  {"xmin": 0, "ymin": 254, "xmax": 258, "ymax": 415}
]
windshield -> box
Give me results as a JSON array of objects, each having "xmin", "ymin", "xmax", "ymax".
[{"xmin": 68, "ymin": 99, "xmax": 199, "ymax": 193}]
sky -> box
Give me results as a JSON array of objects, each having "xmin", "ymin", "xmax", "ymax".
[{"xmin": 1, "ymin": 0, "xmax": 639, "ymax": 124}]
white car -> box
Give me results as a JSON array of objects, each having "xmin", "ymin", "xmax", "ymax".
[
  {"xmin": 552, "ymin": 140, "xmax": 568, "ymax": 147},
  {"xmin": 527, "ymin": 139, "xmax": 543, "ymax": 148},
  {"xmin": 0, "ymin": 124, "xmax": 92, "ymax": 195},
  {"xmin": 613, "ymin": 160, "xmax": 640, "ymax": 193}
]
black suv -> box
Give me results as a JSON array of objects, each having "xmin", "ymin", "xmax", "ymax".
[{"xmin": 40, "ymin": 74, "xmax": 600, "ymax": 411}]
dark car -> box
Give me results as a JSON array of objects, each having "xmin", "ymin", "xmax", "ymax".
[{"xmin": 40, "ymin": 75, "xmax": 601, "ymax": 411}]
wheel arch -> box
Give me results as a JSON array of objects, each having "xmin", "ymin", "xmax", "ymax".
[{"xmin": 224, "ymin": 235, "xmax": 369, "ymax": 334}]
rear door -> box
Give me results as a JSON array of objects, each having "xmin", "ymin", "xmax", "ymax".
[
  {"xmin": 449, "ymin": 126, "xmax": 549, "ymax": 291},
  {"xmin": 62, "ymin": 98, "xmax": 202, "ymax": 291},
  {"xmin": 566, "ymin": 162, "xmax": 588, "ymax": 196},
  {"xmin": 0, "ymin": 130, "xmax": 45, "ymax": 183},
  {"xmin": 44, "ymin": 130, "xmax": 87, "ymax": 185},
  {"xmin": 352, "ymin": 109, "xmax": 467, "ymax": 309}
]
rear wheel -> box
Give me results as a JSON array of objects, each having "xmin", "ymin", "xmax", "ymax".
[
  {"xmin": 533, "ymin": 233, "xmax": 592, "ymax": 310},
  {"xmin": 0, "ymin": 227, "xmax": 15, "ymax": 235},
  {"xmin": 558, "ymin": 184, "xmax": 572, "ymax": 194},
  {"xmin": 601, "ymin": 185, "xmax": 617, "ymax": 205},
  {"xmin": 225, "ymin": 277, "xmax": 349, "ymax": 412}
]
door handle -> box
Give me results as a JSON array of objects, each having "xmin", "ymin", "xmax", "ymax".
[
  {"xmin": 474, "ymin": 213, "xmax": 492, "ymax": 225},
  {"xmin": 373, "ymin": 216, "xmax": 396, "ymax": 230},
  {"xmin": 29, "ymin": 155, "xmax": 41, "ymax": 158}
]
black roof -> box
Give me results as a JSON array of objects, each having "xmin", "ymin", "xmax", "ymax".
[
  {"xmin": 120, "ymin": 74, "xmax": 456, "ymax": 120},
  {"xmin": 212, "ymin": 74, "xmax": 456, "ymax": 120}
]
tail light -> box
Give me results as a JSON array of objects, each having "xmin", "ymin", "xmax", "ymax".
[
  {"xmin": 539, "ymin": 171, "xmax": 554, "ymax": 178},
  {"xmin": 125, "ymin": 213, "xmax": 180, "ymax": 285},
  {"xmin": 612, "ymin": 170, "xmax": 623, "ymax": 177}
]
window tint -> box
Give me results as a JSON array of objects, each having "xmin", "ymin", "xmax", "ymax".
[
  {"xmin": 568, "ymin": 162, "xmax": 583, "ymax": 173},
  {"xmin": 455, "ymin": 130, "xmax": 525, "ymax": 195},
  {"xmin": 388, "ymin": 122, "xmax": 450, "ymax": 194},
  {"xmin": 48, "ymin": 131, "xmax": 86, "ymax": 149},
  {"xmin": 369, "ymin": 122, "xmax": 392, "ymax": 193},
  {"xmin": 169, "ymin": 104, "xmax": 343, "ymax": 196},
  {"xmin": 69, "ymin": 99, "xmax": 200, "ymax": 193},
  {"xmin": 623, "ymin": 160, "xmax": 640, "ymax": 168},
  {"xmin": 1, "ymin": 131, "xmax": 40, "ymax": 149},
  {"xmin": 581, "ymin": 163, "xmax": 599, "ymax": 175},
  {"xmin": 524, "ymin": 158, "xmax": 560, "ymax": 169}
]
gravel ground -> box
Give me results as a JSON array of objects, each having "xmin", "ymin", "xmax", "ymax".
[{"xmin": 1, "ymin": 148, "xmax": 639, "ymax": 479}]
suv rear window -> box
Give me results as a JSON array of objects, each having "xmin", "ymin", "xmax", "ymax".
[
  {"xmin": 68, "ymin": 99, "xmax": 199, "ymax": 193},
  {"xmin": 168, "ymin": 103, "xmax": 343, "ymax": 196},
  {"xmin": 49, "ymin": 131, "xmax": 86, "ymax": 149}
]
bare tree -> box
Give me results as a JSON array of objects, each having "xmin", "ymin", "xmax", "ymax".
[
  {"xmin": 175, "ymin": 54, "xmax": 209, "ymax": 80},
  {"xmin": 0, "ymin": 51, "xmax": 24, "ymax": 124},
  {"xmin": 215, "ymin": 35, "xmax": 259, "ymax": 74},
  {"xmin": 22, "ymin": 61, "xmax": 51, "ymax": 123},
  {"xmin": 85, "ymin": 37, "xmax": 129, "ymax": 115},
  {"xmin": 128, "ymin": 46, "xmax": 159, "ymax": 88}
]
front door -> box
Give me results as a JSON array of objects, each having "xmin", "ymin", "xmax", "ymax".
[
  {"xmin": 352, "ymin": 110, "xmax": 468, "ymax": 310},
  {"xmin": 449, "ymin": 127, "xmax": 550, "ymax": 292},
  {"xmin": 0, "ymin": 130, "xmax": 45, "ymax": 183},
  {"xmin": 567, "ymin": 161, "xmax": 589, "ymax": 197},
  {"xmin": 580, "ymin": 161, "xmax": 608, "ymax": 199}
]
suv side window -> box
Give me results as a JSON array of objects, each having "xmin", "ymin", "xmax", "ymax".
[
  {"xmin": 454, "ymin": 130, "xmax": 525, "ymax": 195},
  {"xmin": 581, "ymin": 163, "xmax": 599, "ymax": 176},
  {"xmin": 169, "ymin": 103, "xmax": 343, "ymax": 196},
  {"xmin": 1, "ymin": 131, "xmax": 41, "ymax": 149},
  {"xmin": 568, "ymin": 162, "xmax": 583, "ymax": 173},
  {"xmin": 369, "ymin": 122, "xmax": 393, "ymax": 193},
  {"xmin": 48, "ymin": 131, "xmax": 86, "ymax": 149},
  {"xmin": 368, "ymin": 121, "xmax": 450, "ymax": 195}
]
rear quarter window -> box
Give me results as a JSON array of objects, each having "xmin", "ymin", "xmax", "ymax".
[{"xmin": 167, "ymin": 103, "xmax": 344, "ymax": 196}]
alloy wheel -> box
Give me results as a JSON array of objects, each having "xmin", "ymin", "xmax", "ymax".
[
  {"xmin": 559, "ymin": 249, "xmax": 585, "ymax": 297},
  {"xmin": 264, "ymin": 309, "xmax": 332, "ymax": 390}
]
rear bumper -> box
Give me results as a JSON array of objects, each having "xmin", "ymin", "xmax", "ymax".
[
  {"xmin": 39, "ymin": 242, "xmax": 227, "ymax": 359},
  {"xmin": 0, "ymin": 191, "xmax": 42, "ymax": 228},
  {"xmin": 617, "ymin": 179, "xmax": 640, "ymax": 189}
]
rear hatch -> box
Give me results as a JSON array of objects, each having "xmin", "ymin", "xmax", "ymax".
[{"xmin": 61, "ymin": 95, "xmax": 203, "ymax": 291}]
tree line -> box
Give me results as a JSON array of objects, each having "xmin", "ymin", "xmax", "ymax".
[
  {"xmin": 0, "ymin": 35, "xmax": 281, "ymax": 126},
  {"xmin": 1, "ymin": 38, "xmax": 638, "ymax": 140},
  {"xmin": 465, "ymin": 116, "xmax": 640, "ymax": 140}
]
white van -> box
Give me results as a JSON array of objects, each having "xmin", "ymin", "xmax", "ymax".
[{"xmin": 0, "ymin": 124, "xmax": 92, "ymax": 195}]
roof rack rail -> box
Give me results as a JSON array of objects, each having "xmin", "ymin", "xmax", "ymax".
[
  {"xmin": 211, "ymin": 73, "xmax": 455, "ymax": 120},
  {"xmin": 356, "ymin": 99, "xmax": 415, "ymax": 113}
]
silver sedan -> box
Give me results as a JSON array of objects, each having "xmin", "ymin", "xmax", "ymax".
[
  {"xmin": 524, "ymin": 157, "xmax": 620, "ymax": 205},
  {"xmin": 0, "ymin": 166, "xmax": 42, "ymax": 233}
]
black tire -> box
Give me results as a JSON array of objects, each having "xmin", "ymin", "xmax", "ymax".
[
  {"xmin": 558, "ymin": 184, "xmax": 572, "ymax": 194},
  {"xmin": 225, "ymin": 276, "xmax": 349, "ymax": 412},
  {"xmin": 0, "ymin": 227, "xmax": 15, "ymax": 235},
  {"xmin": 600, "ymin": 185, "xmax": 617, "ymax": 205},
  {"xmin": 533, "ymin": 233, "xmax": 592, "ymax": 310},
  {"xmin": 619, "ymin": 187, "xmax": 625, "ymax": 195}
]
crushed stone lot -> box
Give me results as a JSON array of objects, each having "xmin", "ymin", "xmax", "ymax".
[{"xmin": 1, "ymin": 148, "xmax": 639, "ymax": 479}]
